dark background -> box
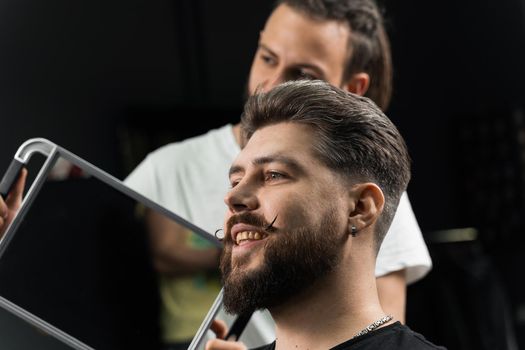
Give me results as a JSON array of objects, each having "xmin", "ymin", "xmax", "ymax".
[{"xmin": 1, "ymin": 0, "xmax": 525, "ymax": 348}]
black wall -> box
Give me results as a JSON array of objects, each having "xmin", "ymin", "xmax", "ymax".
[
  {"xmin": 386, "ymin": 0, "xmax": 525, "ymax": 232},
  {"xmin": 1, "ymin": 0, "xmax": 525, "ymax": 347}
]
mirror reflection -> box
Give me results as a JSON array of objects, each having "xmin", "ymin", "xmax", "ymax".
[{"xmin": 0, "ymin": 156, "xmax": 228, "ymax": 349}]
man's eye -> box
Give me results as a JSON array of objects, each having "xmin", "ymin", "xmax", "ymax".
[
  {"xmin": 265, "ymin": 172, "xmax": 286, "ymax": 182},
  {"xmin": 297, "ymin": 70, "xmax": 317, "ymax": 80},
  {"xmin": 261, "ymin": 54, "xmax": 277, "ymax": 66},
  {"xmin": 230, "ymin": 179, "xmax": 241, "ymax": 188},
  {"xmin": 286, "ymin": 69, "xmax": 317, "ymax": 82}
]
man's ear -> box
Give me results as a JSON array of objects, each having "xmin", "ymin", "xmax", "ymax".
[
  {"xmin": 348, "ymin": 183, "xmax": 384, "ymax": 232},
  {"xmin": 343, "ymin": 72, "xmax": 370, "ymax": 96}
]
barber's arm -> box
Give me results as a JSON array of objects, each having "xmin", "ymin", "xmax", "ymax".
[
  {"xmin": 376, "ymin": 269, "xmax": 406, "ymax": 323},
  {"xmin": 0, "ymin": 168, "xmax": 27, "ymax": 238},
  {"xmin": 145, "ymin": 210, "xmax": 220, "ymax": 276}
]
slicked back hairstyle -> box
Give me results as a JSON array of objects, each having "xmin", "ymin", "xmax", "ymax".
[
  {"xmin": 241, "ymin": 80, "xmax": 410, "ymax": 251},
  {"xmin": 276, "ymin": 0, "xmax": 393, "ymax": 111}
]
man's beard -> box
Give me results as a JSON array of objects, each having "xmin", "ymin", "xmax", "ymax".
[{"xmin": 220, "ymin": 211, "xmax": 346, "ymax": 316}]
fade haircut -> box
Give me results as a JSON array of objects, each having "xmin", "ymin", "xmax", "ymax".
[
  {"xmin": 241, "ymin": 80, "xmax": 410, "ymax": 250},
  {"xmin": 276, "ymin": 0, "xmax": 392, "ymax": 111}
]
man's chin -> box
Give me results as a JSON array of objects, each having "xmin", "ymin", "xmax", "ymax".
[
  {"xmin": 231, "ymin": 250, "xmax": 264, "ymax": 271},
  {"xmin": 226, "ymin": 262, "xmax": 262, "ymax": 286}
]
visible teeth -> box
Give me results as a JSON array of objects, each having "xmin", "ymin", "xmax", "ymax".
[{"xmin": 235, "ymin": 231, "xmax": 266, "ymax": 245}]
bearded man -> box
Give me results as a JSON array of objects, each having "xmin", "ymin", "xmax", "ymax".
[{"xmin": 207, "ymin": 80, "xmax": 445, "ymax": 350}]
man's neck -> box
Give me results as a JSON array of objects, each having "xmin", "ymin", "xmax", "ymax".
[{"xmin": 270, "ymin": 263, "xmax": 388, "ymax": 350}]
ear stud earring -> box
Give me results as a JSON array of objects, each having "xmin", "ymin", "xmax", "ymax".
[{"xmin": 351, "ymin": 225, "xmax": 358, "ymax": 237}]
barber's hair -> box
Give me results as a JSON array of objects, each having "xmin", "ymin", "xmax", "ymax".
[
  {"xmin": 241, "ymin": 80, "xmax": 410, "ymax": 249},
  {"xmin": 276, "ymin": 0, "xmax": 392, "ymax": 111}
]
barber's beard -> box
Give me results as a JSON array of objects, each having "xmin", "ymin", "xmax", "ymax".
[{"xmin": 220, "ymin": 212, "xmax": 346, "ymax": 316}]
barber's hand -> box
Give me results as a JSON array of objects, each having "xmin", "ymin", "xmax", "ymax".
[
  {"xmin": 205, "ymin": 319, "xmax": 247, "ymax": 350},
  {"xmin": 0, "ymin": 168, "xmax": 27, "ymax": 237}
]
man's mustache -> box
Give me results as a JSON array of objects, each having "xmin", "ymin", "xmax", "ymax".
[{"xmin": 224, "ymin": 212, "xmax": 278, "ymax": 243}]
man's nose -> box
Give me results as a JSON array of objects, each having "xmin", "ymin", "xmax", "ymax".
[
  {"xmin": 224, "ymin": 181, "xmax": 259, "ymax": 213},
  {"xmin": 263, "ymin": 69, "xmax": 285, "ymax": 92}
]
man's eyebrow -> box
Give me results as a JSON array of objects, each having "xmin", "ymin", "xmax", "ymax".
[
  {"xmin": 228, "ymin": 155, "xmax": 305, "ymax": 178},
  {"xmin": 258, "ymin": 43, "xmax": 277, "ymax": 57},
  {"xmin": 229, "ymin": 165, "xmax": 244, "ymax": 178},
  {"xmin": 253, "ymin": 155, "xmax": 302, "ymax": 169},
  {"xmin": 259, "ymin": 43, "xmax": 325, "ymax": 79}
]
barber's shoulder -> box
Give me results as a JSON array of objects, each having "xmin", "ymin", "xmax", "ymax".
[{"xmin": 151, "ymin": 124, "xmax": 233, "ymax": 159}]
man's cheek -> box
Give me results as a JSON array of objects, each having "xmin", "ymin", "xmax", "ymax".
[{"xmin": 272, "ymin": 200, "xmax": 308, "ymax": 229}]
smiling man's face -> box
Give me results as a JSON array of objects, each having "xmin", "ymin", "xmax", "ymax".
[{"xmin": 220, "ymin": 122, "xmax": 350, "ymax": 314}]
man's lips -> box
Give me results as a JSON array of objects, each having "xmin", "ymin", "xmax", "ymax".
[{"xmin": 230, "ymin": 223, "xmax": 269, "ymax": 245}]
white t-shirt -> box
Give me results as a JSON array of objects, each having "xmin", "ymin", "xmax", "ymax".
[{"xmin": 125, "ymin": 123, "xmax": 432, "ymax": 345}]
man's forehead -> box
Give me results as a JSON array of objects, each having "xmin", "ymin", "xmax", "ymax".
[
  {"xmin": 232, "ymin": 124, "xmax": 319, "ymax": 170},
  {"xmin": 248, "ymin": 123, "xmax": 314, "ymax": 149},
  {"xmin": 263, "ymin": 4, "xmax": 351, "ymax": 50}
]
